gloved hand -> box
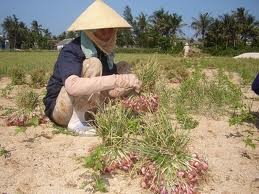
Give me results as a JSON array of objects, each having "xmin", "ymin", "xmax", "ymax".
[
  {"xmin": 65, "ymin": 74, "xmax": 141, "ymax": 97},
  {"xmin": 108, "ymin": 87, "xmax": 132, "ymax": 98},
  {"xmin": 115, "ymin": 74, "xmax": 141, "ymax": 91}
]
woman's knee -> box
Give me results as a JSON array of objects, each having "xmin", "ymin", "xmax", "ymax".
[
  {"xmin": 52, "ymin": 87, "xmax": 73, "ymax": 126},
  {"xmin": 82, "ymin": 57, "xmax": 102, "ymax": 78}
]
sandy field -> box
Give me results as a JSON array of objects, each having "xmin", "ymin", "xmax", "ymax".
[{"xmin": 0, "ymin": 76, "xmax": 259, "ymax": 194}]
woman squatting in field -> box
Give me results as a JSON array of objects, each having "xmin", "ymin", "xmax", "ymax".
[{"xmin": 43, "ymin": 0, "xmax": 141, "ymax": 136}]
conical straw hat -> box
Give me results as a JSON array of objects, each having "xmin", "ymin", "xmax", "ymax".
[{"xmin": 67, "ymin": 0, "xmax": 131, "ymax": 31}]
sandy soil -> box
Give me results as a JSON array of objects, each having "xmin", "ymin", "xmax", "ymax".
[{"xmin": 0, "ymin": 76, "xmax": 259, "ymax": 194}]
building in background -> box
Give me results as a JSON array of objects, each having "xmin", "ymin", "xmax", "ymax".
[{"xmin": 0, "ymin": 35, "xmax": 10, "ymax": 50}]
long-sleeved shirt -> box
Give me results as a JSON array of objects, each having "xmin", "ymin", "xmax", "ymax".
[
  {"xmin": 252, "ymin": 73, "xmax": 259, "ymax": 95},
  {"xmin": 43, "ymin": 37, "xmax": 117, "ymax": 121}
]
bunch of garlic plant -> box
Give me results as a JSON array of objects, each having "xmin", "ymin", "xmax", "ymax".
[
  {"xmin": 130, "ymin": 108, "xmax": 192, "ymax": 192},
  {"xmin": 95, "ymin": 101, "xmax": 141, "ymax": 148},
  {"xmin": 133, "ymin": 57, "xmax": 159, "ymax": 92},
  {"xmin": 85, "ymin": 60, "xmax": 209, "ymax": 193}
]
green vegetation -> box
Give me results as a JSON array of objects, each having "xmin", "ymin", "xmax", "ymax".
[
  {"xmin": 11, "ymin": 68, "xmax": 26, "ymax": 85},
  {"xmin": 1, "ymin": 15, "xmax": 77, "ymax": 50},
  {"xmin": 95, "ymin": 102, "xmax": 140, "ymax": 147},
  {"xmin": 92, "ymin": 174, "xmax": 108, "ymax": 193},
  {"xmin": 175, "ymin": 69, "xmax": 243, "ymax": 115},
  {"xmin": 0, "ymin": 145, "xmax": 10, "ymax": 158},
  {"xmin": 0, "ymin": 52, "xmax": 258, "ymax": 84},
  {"xmin": 229, "ymin": 109, "xmax": 256, "ymax": 126},
  {"xmin": 1, "ymin": 84, "xmax": 13, "ymax": 98},
  {"xmin": 0, "ymin": 51, "xmax": 258, "ymax": 192},
  {"xmin": 0, "ymin": 51, "xmax": 57, "ymax": 76},
  {"xmin": 15, "ymin": 89, "xmax": 39, "ymax": 111},
  {"xmin": 83, "ymin": 58, "xmax": 207, "ymax": 192},
  {"xmin": 84, "ymin": 146, "xmax": 107, "ymax": 171},
  {"xmin": 0, "ymin": 107, "xmax": 16, "ymax": 116},
  {"xmin": 243, "ymin": 136, "xmax": 256, "ymax": 150},
  {"xmin": 15, "ymin": 126, "xmax": 27, "ymax": 134},
  {"xmin": 134, "ymin": 57, "xmax": 159, "ymax": 92},
  {"xmin": 134, "ymin": 109, "xmax": 190, "ymax": 168},
  {"xmin": 26, "ymin": 116, "xmax": 40, "ymax": 127},
  {"xmin": 3, "ymin": 7, "xmax": 257, "ymax": 55},
  {"xmin": 29, "ymin": 68, "xmax": 48, "ymax": 88},
  {"xmin": 198, "ymin": 8, "xmax": 259, "ymax": 54},
  {"xmin": 197, "ymin": 57, "xmax": 259, "ymax": 84},
  {"xmin": 84, "ymin": 96, "xmax": 193, "ymax": 192},
  {"xmin": 117, "ymin": 55, "xmax": 259, "ymax": 84},
  {"xmin": 52, "ymin": 124, "xmax": 78, "ymax": 136}
]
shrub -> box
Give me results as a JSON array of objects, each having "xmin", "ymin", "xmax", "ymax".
[
  {"xmin": 11, "ymin": 68, "xmax": 26, "ymax": 85},
  {"xmin": 0, "ymin": 145, "xmax": 10, "ymax": 158},
  {"xmin": 30, "ymin": 68, "xmax": 47, "ymax": 88},
  {"xmin": 84, "ymin": 85, "xmax": 208, "ymax": 193},
  {"xmin": 15, "ymin": 89, "xmax": 39, "ymax": 111},
  {"xmin": 134, "ymin": 110, "xmax": 190, "ymax": 165},
  {"xmin": 229, "ymin": 108, "xmax": 256, "ymax": 126},
  {"xmin": 174, "ymin": 69, "xmax": 243, "ymax": 116},
  {"xmin": 154, "ymin": 78, "xmax": 199, "ymax": 130},
  {"xmin": 129, "ymin": 109, "xmax": 207, "ymax": 193},
  {"xmin": 1, "ymin": 84, "xmax": 13, "ymax": 98},
  {"xmin": 170, "ymin": 42, "xmax": 184, "ymax": 55},
  {"xmin": 95, "ymin": 101, "xmax": 140, "ymax": 147},
  {"xmin": 164, "ymin": 65, "xmax": 190, "ymax": 82},
  {"xmin": 134, "ymin": 57, "xmax": 159, "ymax": 92}
]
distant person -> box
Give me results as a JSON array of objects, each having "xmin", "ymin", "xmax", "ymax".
[
  {"xmin": 4, "ymin": 40, "xmax": 9, "ymax": 50},
  {"xmin": 43, "ymin": 0, "xmax": 141, "ymax": 136},
  {"xmin": 252, "ymin": 73, "xmax": 259, "ymax": 95},
  {"xmin": 183, "ymin": 42, "xmax": 191, "ymax": 58}
]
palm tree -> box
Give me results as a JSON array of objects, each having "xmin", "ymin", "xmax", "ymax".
[
  {"xmin": 1, "ymin": 15, "xmax": 20, "ymax": 49},
  {"xmin": 150, "ymin": 9, "xmax": 184, "ymax": 37},
  {"xmin": 168, "ymin": 13, "xmax": 185, "ymax": 37},
  {"xmin": 191, "ymin": 12, "xmax": 213, "ymax": 45},
  {"xmin": 31, "ymin": 20, "xmax": 42, "ymax": 35},
  {"xmin": 220, "ymin": 14, "xmax": 238, "ymax": 48},
  {"xmin": 123, "ymin": 6, "xmax": 135, "ymax": 46},
  {"xmin": 233, "ymin": 7, "xmax": 258, "ymax": 43},
  {"xmin": 135, "ymin": 12, "xmax": 149, "ymax": 47},
  {"xmin": 149, "ymin": 9, "xmax": 184, "ymax": 50},
  {"xmin": 206, "ymin": 19, "xmax": 223, "ymax": 49},
  {"xmin": 136, "ymin": 12, "xmax": 149, "ymax": 33},
  {"xmin": 123, "ymin": 6, "xmax": 134, "ymax": 26}
]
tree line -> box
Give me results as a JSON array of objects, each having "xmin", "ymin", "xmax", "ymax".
[
  {"xmin": 117, "ymin": 6, "xmax": 184, "ymax": 52},
  {"xmin": 1, "ymin": 6, "xmax": 258, "ymax": 53},
  {"xmin": 118, "ymin": 6, "xmax": 259, "ymax": 53},
  {"xmin": 191, "ymin": 7, "xmax": 259, "ymax": 51},
  {"xmin": 0, "ymin": 15, "xmax": 77, "ymax": 49}
]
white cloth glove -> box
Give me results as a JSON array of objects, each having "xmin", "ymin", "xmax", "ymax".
[
  {"xmin": 65, "ymin": 74, "xmax": 141, "ymax": 97},
  {"xmin": 108, "ymin": 87, "xmax": 132, "ymax": 98},
  {"xmin": 114, "ymin": 74, "xmax": 141, "ymax": 91}
]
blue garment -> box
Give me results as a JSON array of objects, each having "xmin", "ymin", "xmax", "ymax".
[
  {"xmin": 252, "ymin": 73, "xmax": 259, "ymax": 95},
  {"xmin": 43, "ymin": 37, "xmax": 118, "ymax": 121},
  {"xmin": 80, "ymin": 32, "xmax": 98, "ymax": 58},
  {"xmin": 80, "ymin": 32, "xmax": 114, "ymax": 70}
]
